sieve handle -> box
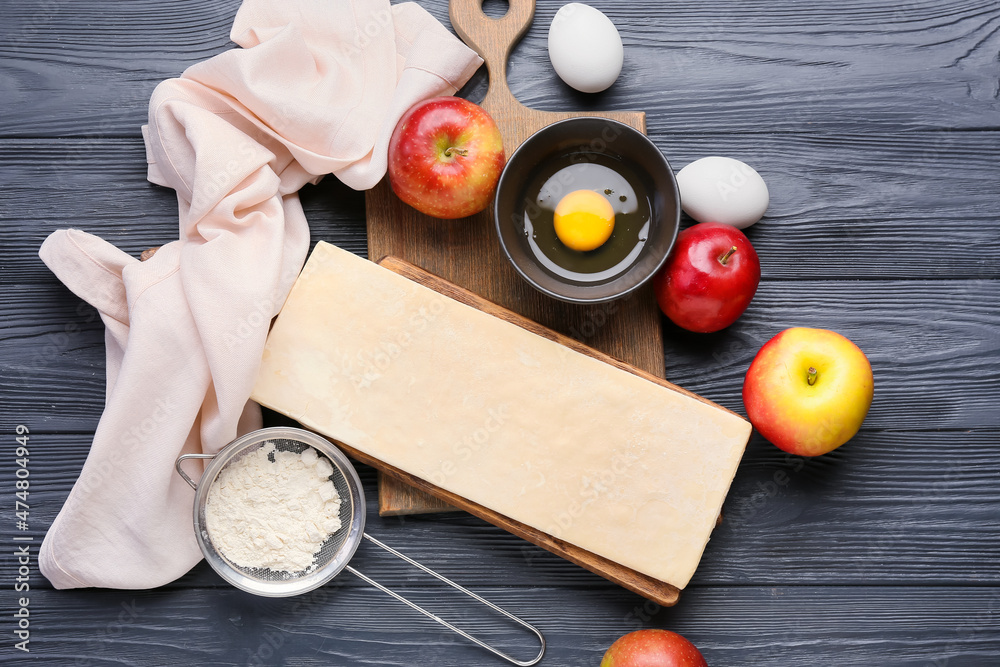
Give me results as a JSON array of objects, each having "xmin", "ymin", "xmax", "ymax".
[
  {"xmin": 346, "ymin": 533, "xmax": 545, "ymax": 666},
  {"xmin": 174, "ymin": 453, "xmax": 216, "ymax": 490}
]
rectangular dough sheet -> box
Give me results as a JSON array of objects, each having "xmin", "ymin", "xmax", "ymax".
[{"xmin": 252, "ymin": 242, "xmax": 751, "ymax": 589}]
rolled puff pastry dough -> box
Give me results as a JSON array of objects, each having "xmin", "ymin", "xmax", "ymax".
[{"xmin": 252, "ymin": 242, "xmax": 751, "ymax": 589}]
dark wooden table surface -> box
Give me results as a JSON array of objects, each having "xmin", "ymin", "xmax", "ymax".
[{"xmin": 2, "ymin": 0, "xmax": 999, "ymax": 665}]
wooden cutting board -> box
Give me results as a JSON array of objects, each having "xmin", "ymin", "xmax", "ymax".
[
  {"xmin": 367, "ymin": 0, "xmax": 662, "ymax": 515},
  {"xmin": 259, "ymin": 252, "xmax": 744, "ymax": 606}
]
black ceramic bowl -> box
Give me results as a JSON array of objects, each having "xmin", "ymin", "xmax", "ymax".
[{"xmin": 494, "ymin": 118, "xmax": 680, "ymax": 304}]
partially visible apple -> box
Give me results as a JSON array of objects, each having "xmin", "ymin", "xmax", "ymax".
[
  {"xmin": 387, "ymin": 96, "xmax": 505, "ymax": 219},
  {"xmin": 743, "ymin": 327, "xmax": 874, "ymax": 456},
  {"xmin": 653, "ymin": 222, "xmax": 760, "ymax": 333},
  {"xmin": 601, "ymin": 629, "xmax": 708, "ymax": 667}
]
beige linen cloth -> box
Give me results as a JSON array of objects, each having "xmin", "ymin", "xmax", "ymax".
[{"xmin": 37, "ymin": 0, "xmax": 481, "ymax": 589}]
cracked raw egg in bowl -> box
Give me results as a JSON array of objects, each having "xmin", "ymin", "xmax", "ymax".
[{"xmin": 494, "ymin": 118, "xmax": 680, "ymax": 304}]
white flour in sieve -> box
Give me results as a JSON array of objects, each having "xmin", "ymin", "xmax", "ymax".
[{"xmin": 205, "ymin": 442, "xmax": 342, "ymax": 573}]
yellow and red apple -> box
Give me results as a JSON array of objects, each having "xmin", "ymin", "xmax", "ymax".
[
  {"xmin": 601, "ymin": 629, "xmax": 708, "ymax": 667},
  {"xmin": 742, "ymin": 327, "xmax": 874, "ymax": 456},
  {"xmin": 387, "ymin": 96, "xmax": 505, "ymax": 219}
]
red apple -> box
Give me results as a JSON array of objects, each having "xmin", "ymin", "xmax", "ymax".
[
  {"xmin": 601, "ymin": 629, "xmax": 708, "ymax": 667},
  {"xmin": 743, "ymin": 327, "xmax": 874, "ymax": 456},
  {"xmin": 387, "ymin": 96, "xmax": 505, "ymax": 219},
  {"xmin": 654, "ymin": 222, "xmax": 760, "ymax": 333}
]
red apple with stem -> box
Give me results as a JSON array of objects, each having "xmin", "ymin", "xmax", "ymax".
[
  {"xmin": 601, "ymin": 629, "xmax": 708, "ymax": 667},
  {"xmin": 388, "ymin": 96, "xmax": 505, "ymax": 219},
  {"xmin": 654, "ymin": 222, "xmax": 761, "ymax": 333}
]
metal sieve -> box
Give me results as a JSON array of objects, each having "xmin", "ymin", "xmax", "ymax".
[{"xmin": 176, "ymin": 427, "xmax": 545, "ymax": 666}]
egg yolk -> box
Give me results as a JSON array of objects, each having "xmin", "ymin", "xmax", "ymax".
[{"xmin": 553, "ymin": 190, "xmax": 615, "ymax": 251}]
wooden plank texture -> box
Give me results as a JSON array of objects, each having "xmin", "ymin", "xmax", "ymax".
[
  {"xmin": 2, "ymin": 0, "xmax": 999, "ymax": 663},
  {"xmin": 2, "ymin": 0, "xmax": 1000, "ymax": 136},
  {"xmin": 4, "ymin": 132, "xmax": 999, "ymax": 283},
  {"xmin": 5, "ymin": 278, "xmax": 997, "ymax": 431},
  {"xmin": 7, "ymin": 429, "xmax": 999, "ymax": 592},
  {"xmin": 8, "ymin": 586, "xmax": 1000, "ymax": 666}
]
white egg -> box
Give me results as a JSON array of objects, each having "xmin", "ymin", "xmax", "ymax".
[
  {"xmin": 547, "ymin": 3, "xmax": 624, "ymax": 94},
  {"xmin": 675, "ymin": 156, "xmax": 769, "ymax": 229}
]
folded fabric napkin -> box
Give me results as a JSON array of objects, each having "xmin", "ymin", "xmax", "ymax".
[{"xmin": 37, "ymin": 0, "xmax": 482, "ymax": 590}]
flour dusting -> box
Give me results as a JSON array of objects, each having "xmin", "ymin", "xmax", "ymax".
[{"xmin": 205, "ymin": 443, "xmax": 342, "ymax": 573}]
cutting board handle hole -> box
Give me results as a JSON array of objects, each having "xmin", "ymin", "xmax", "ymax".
[{"xmin": 481, "ymin": 0, "xmax": 509, "ymax": 19}]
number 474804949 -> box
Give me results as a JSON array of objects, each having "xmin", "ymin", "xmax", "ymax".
[{"xmin": 15, "ymin": 425, "xmax": 29, "ymax": 507}]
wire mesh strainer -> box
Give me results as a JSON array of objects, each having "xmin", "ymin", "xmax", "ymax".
[{"xmin": 175, "ymin": 427, "xmax": 545, "ymax": 666}]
